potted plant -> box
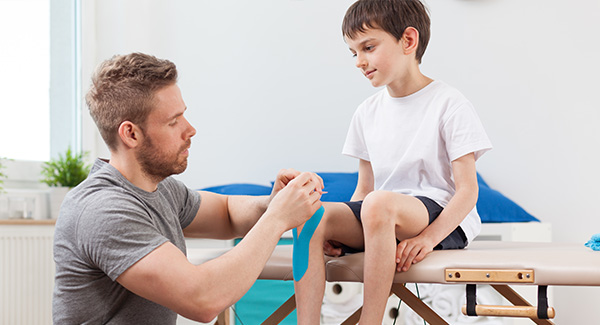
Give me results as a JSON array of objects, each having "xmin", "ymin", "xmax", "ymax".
[
  {"xmin": 41, "ymin": 147, "xmax": 91, "ymax": 219},
  {"xmin": 0, "ymin": 157, "xmax": 6, "ymax": 193},
  {"xmin": 0, "ymin": 158, "xmax": 6, "ymax": 218}
]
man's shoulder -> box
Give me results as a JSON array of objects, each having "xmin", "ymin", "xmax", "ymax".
[{"xmin": 59, "ymin": 171, "xmax": 147, "ymax": 228}]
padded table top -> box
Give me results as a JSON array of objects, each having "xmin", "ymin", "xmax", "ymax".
[
  {"xmin": 326, "ymin": 241, "xmax": 600, "ymax": 286},
  {"xmin": 188, "ymin": 241, "xmax": 600, "ymax": 286}
]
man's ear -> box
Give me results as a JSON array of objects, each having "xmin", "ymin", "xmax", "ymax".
[
  {"xmin": 118, "ymin": 121, "xmax": 142, "ymax": 149},
  {"xmin": 401, "ymin": 27, "xmax": 419, "ymax": 56}
]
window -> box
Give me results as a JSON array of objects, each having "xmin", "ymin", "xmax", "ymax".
[{"xmin": 0, "ymin": 0, "xmax": 80, "ymax": 162}]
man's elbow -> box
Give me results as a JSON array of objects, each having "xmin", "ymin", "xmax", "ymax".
[
  {"xmin": 180, "ymin": 292, "xmax": 231, "ymax": 323},
  {"xmin": 180, "ymin": 305, "xmax": 226, "ymax": 323},
  {"xmin": 190, "ymin": 308, "xmax": 222, "ymax": 324}
]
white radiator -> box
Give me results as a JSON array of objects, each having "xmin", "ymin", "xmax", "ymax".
[{"xmin": 0, "ymin": 225, "xmax": 55, "ymax": 325}]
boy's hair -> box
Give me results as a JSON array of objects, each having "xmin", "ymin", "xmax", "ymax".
[
  {"xmin": 86, "ymin": 53, "xmax": 178, "ymax": 151},
  {"xmin": 342, "ymin": 0, "xmax": 431, "ymax": 63}
]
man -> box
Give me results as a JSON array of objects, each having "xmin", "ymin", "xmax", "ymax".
[{"xmin": 52, "ymin": 52, "xmax": 323, "ymax": 324}]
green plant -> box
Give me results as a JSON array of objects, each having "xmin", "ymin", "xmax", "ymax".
[
  {"xmin": 0, "ymin": 157, "xmax": 6, "ymax": 192},
  {"xmin": 41, "ymin": 147, "xmax": 91, "ymax": 188}
]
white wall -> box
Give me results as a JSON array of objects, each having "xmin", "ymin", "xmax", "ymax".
[
  {"xmin": 84, "ymin": 0, "xmax": 369, "ymax": 187},
  {"xmin": 83, "ymin": 0, "xmax": 600, "ymax": 323}
]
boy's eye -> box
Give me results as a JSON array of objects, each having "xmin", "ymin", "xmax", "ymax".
[{"xmin": 365, "ymin": 45, "xmax": 374, "ymax": 51}]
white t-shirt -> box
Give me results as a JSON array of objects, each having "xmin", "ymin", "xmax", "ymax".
[{"xmin": 342, "ymin": 80, "xmax": 492, "ymax": 244}]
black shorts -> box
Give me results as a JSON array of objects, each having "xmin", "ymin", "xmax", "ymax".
[{"xmin": 342, "ymin": 196, "xmax": 467, "ymax": 254}]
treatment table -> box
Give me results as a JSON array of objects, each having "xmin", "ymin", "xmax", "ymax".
[{"xmin": 188, "ymin": 241, "xmax": 600, "ymax": 324}]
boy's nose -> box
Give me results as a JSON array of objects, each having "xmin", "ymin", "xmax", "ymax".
[{"xmin": 355, "ymin": 55, "xmax": 367, "ymax": 69}]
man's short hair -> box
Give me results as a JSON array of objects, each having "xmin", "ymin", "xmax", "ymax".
[
  {"xmin": 342, "ymin": 0, "xmax": 431, "ymax": 64},
  {"xmin": 86, "ymin": 53, "xmax": 178, "ymax": 151}
]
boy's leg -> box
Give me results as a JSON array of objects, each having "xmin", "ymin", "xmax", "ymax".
[
  {"xmin": 294, "ymin": 202, "xmax": 364, "ymax": 325},
  {"xmin": 359, "ymin": 191, "xmax": 430, "ymax": 324}
]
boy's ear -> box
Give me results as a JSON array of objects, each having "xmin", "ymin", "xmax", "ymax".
[
  {"xmin": 401, "ymin": 27, "xmax": 419, "ymax": 56},
  {"xmin": 118, "ymin": 121, "xmax": 142, "ymax": 149}
]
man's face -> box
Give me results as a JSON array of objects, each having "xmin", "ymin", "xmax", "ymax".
[{"xmin": 135, "ymin": 84, "xmax": 196, "ymax": 181}]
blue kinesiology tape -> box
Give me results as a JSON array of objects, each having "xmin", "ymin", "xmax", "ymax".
[{"xmin": 292, "ymin": 206, "xmax": 325, "ymax": 281}]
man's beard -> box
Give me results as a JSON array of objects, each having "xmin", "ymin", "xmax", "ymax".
[{"xmin": 136, "ymin": 135, "xmax": 190, "ymax": 183}]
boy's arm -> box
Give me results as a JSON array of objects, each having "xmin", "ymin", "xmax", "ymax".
[
  {"xmin": 396, "ymin": 153, "xmax": 478, "ymax": 272},
  {"xmin": 351, "ymin": 159, "xmax": 375, "ymax": 201}
]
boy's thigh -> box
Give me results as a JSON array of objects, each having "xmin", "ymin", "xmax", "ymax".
[{"xmin": 321, "ymin": 202, "xmax": 365, "ymax": 252}]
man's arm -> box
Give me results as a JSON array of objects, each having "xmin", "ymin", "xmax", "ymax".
[
  {"xmin": 182, "ymin": 192, "xmax": 270, "ymax": 239},
  {"xmin": 117, "ymin": 172, "xmax": 323, "ymax": 322},
  {"xmin": 183, "ymin": 168, "xmax": 318, "ymax": 239}
]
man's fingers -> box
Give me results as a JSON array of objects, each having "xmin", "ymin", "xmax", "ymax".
[{"xmin": 276, "ymin": 168, "xmax": 300, "ymax": 187}]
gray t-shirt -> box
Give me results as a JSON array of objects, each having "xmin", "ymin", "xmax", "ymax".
[{"xmin": 53, "ymin": 159, "xmax": 201, "ymax": 324}]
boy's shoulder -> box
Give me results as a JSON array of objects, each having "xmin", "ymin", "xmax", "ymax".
[
  {"xmin": 357, "ymin": 87, "xmax": 388, "ymax": 109},
  {"xmin": 429, "ymin": 80, "xmax": 468, "ymax": 100}
]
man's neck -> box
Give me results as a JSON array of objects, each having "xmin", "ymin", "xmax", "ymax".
[{"xmin": 109, "ymin": 153, "xmax": 161, "ymax": 193}]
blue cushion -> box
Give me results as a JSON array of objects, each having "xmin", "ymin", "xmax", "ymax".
[
  {"xmin": 267, "ymin": 172, "xmax": 359, "ymax": 202},
  {"xmin": 476, "ymin": 173, "xmax": 539, "ymax": 223},
  {"xmin": 318, "ymin": 172, "xmax": 358, "ymax": 202},
  {"xmin": 201, "ymin": 183, "xmax": 272, "ymax": 196}
]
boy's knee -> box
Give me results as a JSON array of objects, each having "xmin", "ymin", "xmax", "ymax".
[
  {"xmin": 363, "ymin": 191, "xmax": 394, "ymax": 211},
  {"xmin": 361, "ymin": 191, "xmax": 396, "ymax": 226}
]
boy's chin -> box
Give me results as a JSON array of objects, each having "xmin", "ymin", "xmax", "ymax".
[{"xmin": 370, "ymin": 80, "xmax": 384, "ymax": 88}]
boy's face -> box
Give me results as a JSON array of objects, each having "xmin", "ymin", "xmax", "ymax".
[{"xmin": 346, "ymin": 28, "xmax": 413, "ymax": 90}]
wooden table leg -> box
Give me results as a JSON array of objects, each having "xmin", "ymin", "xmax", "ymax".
[
  {"xmin": 261, "ymin": 294, "xmax": 297, "ymax": 325},
  {"xmin": 391, "ymin": 283, "xmax": 448, "ymax": 325},
  {"xmin": 216, "ymin": 307, "xmax": 230, "ymax": 325}
]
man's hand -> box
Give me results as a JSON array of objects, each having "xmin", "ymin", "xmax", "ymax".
[
  {"xmin": 270, "ymin": 169, "xmax": 299, "ymax": 201},
  {"xmin": 266, "ymin": 172, "xmax": 324, "ymax": 230},
  {"xmin": 395, "ymin": 235, "xmax": 436, "ymax": 272},
  {"xmin": 270, "ymin": 169, "xmax": 323, "ymax": 202}
]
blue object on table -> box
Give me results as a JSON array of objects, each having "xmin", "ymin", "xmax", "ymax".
[
  {"xmin": 585, "ymin": 233, "xmax": 600, "ymax": 251},
  {"xmin": 292, "ymin": 206, "xmax": 325, "ymax": 281},
  {"xmin": 200, "ymin": 183, "xmax": 272, "ymax": 196},
  {"xmin": 476, "ymin": 173, "xmax": 539, "ymax": 223}
]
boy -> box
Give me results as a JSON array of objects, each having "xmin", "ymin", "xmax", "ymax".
[{"xmin": 294, "ymin": 0, "xmax": 492, "ymax": 323}]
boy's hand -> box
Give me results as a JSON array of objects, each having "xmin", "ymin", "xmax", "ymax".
[
  {"xmin": 323, "ymin": 240, "xmax": 344, "ymax": 257},
  {"xmin": 395, "ymin": 236, "xmax": 436, "ymax": 272},
  {"xmin": 266, "ymin": 172, "xmax": 324, "ymax": 230}
]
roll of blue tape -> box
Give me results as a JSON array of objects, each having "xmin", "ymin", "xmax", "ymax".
[{"xmin": 292, "ymin": 206, "xmax": 325, "ymax": 281}]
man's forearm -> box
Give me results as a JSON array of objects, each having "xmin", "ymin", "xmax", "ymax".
[
  {"xmin": 185, "ymin": 212, "xmax": 287, "ymax": 321},
  {"xmin": 227, "ymin": 195, "xmax": 271, "ymax": 237}
]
